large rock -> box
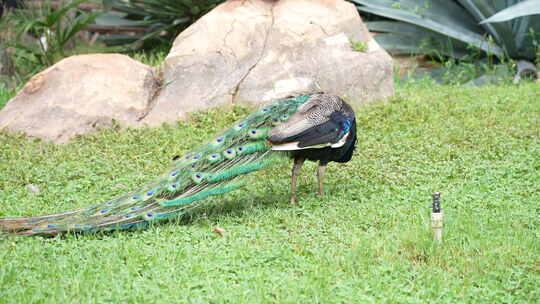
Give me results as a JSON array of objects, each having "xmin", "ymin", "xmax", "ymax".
[
  {"xmin": 0, "ymin": 0, "xmax": 393, "ymax": 142},
  {"xmin": 0, "ymin": 54, "xmax": 158, "ymax": 143},
  {"xmin": 142, "ymin": 0, "xmax": 393, "ymax": 125}
]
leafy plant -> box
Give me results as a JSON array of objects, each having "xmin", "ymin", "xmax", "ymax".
[
  {"xmin": 0, "ymin": 82, "xmax": 17, "ymax": 110},
  {"xmin": 98, "ymin": 0, "xmax": 224, "ymax": 49},
  {"xmin": 481, "ymin": 0, "xmax": 540, "ymax": 23},
  {"xmin": 1, "ymin": 0, "xmax": 99, "ymax": 77},
  {"xmin": 349, "ymin": 0, "xmax": 540, "ymax": 62},
  {"xmin": 350, "ymin": 38, "xmax": 368, "ymax": 52}
]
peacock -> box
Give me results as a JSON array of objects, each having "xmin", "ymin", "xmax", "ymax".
[{"xmin": 0, "ymin": 93, "xmax": 357, "ymax": 237}]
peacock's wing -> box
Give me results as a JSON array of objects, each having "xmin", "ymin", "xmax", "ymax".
[{"xmin": 268, "ymin": 94, "xmax": 354, "ymax": 151}]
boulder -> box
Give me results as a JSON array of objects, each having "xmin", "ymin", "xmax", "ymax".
[
  {"xmin": 142, "ymin": 0, "xmax": 393, "ymax": 125},
  {"xmin": 0, "ymin": 54, "xmax": 158, "ymax": 143},
  {"xmin": 0, "ymin": 0, "xmax": 394, "ymax": 142}
]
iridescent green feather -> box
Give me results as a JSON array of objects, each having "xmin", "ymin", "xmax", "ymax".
[{"xmin": 0, "ymin": 94, "xmax": 312, "ymax": 236}]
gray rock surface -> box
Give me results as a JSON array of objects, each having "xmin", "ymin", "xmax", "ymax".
[
  {"xmin": 0, "ymin": 54, "xmax": 158, "ymax": 143},
  {"xmin": 142, "ymin": 0, "xmax": 394, "ymax": 126}
]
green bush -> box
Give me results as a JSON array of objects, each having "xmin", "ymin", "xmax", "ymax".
[{"xmin": 0, "ymin": 0, "xmax": 99, "ymax": 80}]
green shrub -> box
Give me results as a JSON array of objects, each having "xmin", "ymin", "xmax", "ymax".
[{"xmin": 0, "ymin": 0, "xmax": 99, "ymax": 79}]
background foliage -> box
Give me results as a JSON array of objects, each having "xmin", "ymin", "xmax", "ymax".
[{"xmin": 1, "ymin": 0, "xmax": 540, "ymax": 86}]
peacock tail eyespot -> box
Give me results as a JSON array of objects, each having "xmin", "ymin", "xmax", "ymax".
[
  {"xmin": 248, "ymin": 128, "xmax": 268, "ymax": 139},
  {"xmin": 124, "ymin": 215, "xmax": 132, "ymax": 219},
  {"xmin": 223, "ymin": 148, "xmax": 237, "ymax": 159},
  {"xmin": 146, "ymin": 190, "xmax": 155, "ymax": 196},
  {"xmin": 207, "ymin": 153, "xmax": 222, "ymax": 163},
  {"xmin": 168, "ymin": 183, "xmax": 179, "ymax": 192},
  {"xmin": 130, "ymin": 207, "xmax": 139, "ymax": 211},
  {"xmin": 132, "ymin": 196, "xmax": 142, "ymax": 200},
  {"xmin": 171, "ymin": 170, "xmax": 180, "ymax": 177},
  {"xmin": 216, "ymin": 137, "xmax": 224, "ymax": 143},
  {"xmin": 191, "ymin": 172, "xmax": 206, "ymax": 183},
  {"xmin": 193, "ymin": 154, "xmax": 202, "ymax": 160},
  {"xmin": 47, "ymin": 224, "xmax": 57, "ymax": 228},
  {"xmin": 234, "ymin": 121, "xmax": 247, "ymax": 130},
  {"xmin": 142, "ymin": 212, "xmax": 157, "ymax": 221},
  {"xmin": 106, "ymin": 201, "xmax": 114, "ymax": 206},
  {"xmin": 100, "ymin": 209, "xmax": 110, "ymax": 214}
]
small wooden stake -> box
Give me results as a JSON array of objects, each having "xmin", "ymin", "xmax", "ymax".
[{"xmin": 431, "ymin": 193, "xmax": 443, "ymax": 242}]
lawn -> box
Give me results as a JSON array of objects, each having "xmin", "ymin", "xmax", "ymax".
[{"xmin": 0, "ymin": 82, "xmax": 539, "ymax": 303}]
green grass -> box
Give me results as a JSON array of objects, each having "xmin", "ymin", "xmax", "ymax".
[
  {"xmin": 1, "ymin": 83, "xmax": 539, "ymax": 303},
  {"xmin": 0, "ymin": 83, "xmax": 16, "ymax": 110}
]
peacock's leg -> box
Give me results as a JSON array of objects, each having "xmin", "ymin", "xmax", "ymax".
[
  {"xmin": 290, "ymin": 157, "xmax": 305, "ymax": 204},
  {"xmin": 317, "ymin": 161, "xmax": 328, "ymax": 196}
]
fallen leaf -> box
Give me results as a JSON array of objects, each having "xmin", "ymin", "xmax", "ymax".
[{"xmin": 212, "ymin": 227, "xmax": 226, "ymax": 236}]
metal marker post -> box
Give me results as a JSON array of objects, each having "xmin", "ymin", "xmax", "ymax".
[{"xmin": 431, "ymin": 193, "xmax": 443, "ymax": 242}]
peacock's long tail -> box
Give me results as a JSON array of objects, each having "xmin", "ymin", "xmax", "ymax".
[{"xmin": 0, "ymin": 95, "xmax": 312, "ymax": 237}]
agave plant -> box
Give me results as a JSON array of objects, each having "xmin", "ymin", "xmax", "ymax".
[
  {"xmin": 97, "ymin": 0, "xmax": 224, "ymax": 49},
  {"xmin": 350, "ymin": 0, "xmax": 540, "ymax": 61}
]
